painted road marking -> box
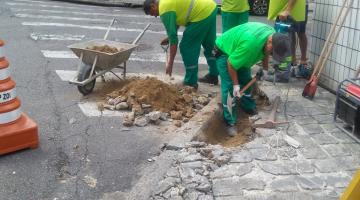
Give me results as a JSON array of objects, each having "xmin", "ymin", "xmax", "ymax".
[
  {"xmin": 6, "ymin": 2, "xmax": 100, "ymax": 11},
  {"xmin": 15, "ymin": 13, "xmax": 153, "ymax": 25},
  {"xmin": 30, "ymin": 33, "xmax": 85, "ymax": 41},
  {"xmin": 78, "ymin": 102, "xmax": 127, "ymax": 117},
  {"xmin": 22, "ymin": 22, "xmax": 166, "ymax": 35},
  {"xmin": 11, "ymin": 8, "xmax": 154, "ymax": 19},
  {"xmin": 42, "ymin": 50, "xmax": 208, "ymax": 65}
]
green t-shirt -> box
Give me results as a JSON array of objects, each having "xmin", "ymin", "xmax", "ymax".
[
  {"xmin": 221, "ymin": 0, "xmax": 249, "ymax": 13},
  {"xmin": 215, "ymin": 22, "xmax": 275, "ymax": 70},
  {"xmin": 160, "ymin": 0, "xmax": 216, "ymax": 45}
]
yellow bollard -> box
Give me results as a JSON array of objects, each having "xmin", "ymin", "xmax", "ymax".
[{"xmin": 341, "ymin": 170, "xmax": 360, "ymax": 200}]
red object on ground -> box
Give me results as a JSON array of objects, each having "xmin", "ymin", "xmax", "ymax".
[{"xmin": 346, "ymin": 84, "xmax": 360, "ymax": 98}]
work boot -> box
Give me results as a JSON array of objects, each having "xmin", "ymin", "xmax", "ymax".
[
  {"xmin": 227, "ymin": 124, "xmax": 237, "ymax": 137},
  {"xmin": 183, "ymin": 83, "xmax": 198, "ymax": 90},
  {"xmin": 198, "ymin": 74, "xmax": 218, "ymax": 85},
  {"xmin": 297, "ymin": 64, "xmax": 311, "ymax": 79}
]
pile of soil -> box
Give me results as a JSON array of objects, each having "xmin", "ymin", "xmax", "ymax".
[
  {"xmin": 107, "ymin": 77, "xmax": 188, "ymax": 113},
  {"xmin": 86, "ymin": 45, "xmax": 122, "ymax": 54},
  {"xmin": 101, "ymin": 77, "xmax": 212, "ymax": 127}
]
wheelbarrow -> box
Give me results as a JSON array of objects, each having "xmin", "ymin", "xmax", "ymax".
[{"xmin": 68, "ymin": 19, "xmax": 151, "ymax": 95}]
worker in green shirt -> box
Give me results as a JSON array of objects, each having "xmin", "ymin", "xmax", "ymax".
[
  {"xmin": 220, "ymin": 0, "xmax": 250, "ymax": 33},
  {"xmin": 143, "ymin": 0, "xmax": 218, "ymax": 89},
  {"xmin": 215, "ymin": 22, "xmax": 291, "ymax": 136}
]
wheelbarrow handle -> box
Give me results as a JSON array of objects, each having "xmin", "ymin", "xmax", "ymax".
[
  {"xmin": 103, "ymin": 18, "xmax": 117, "ymax": 40},
  {"xmin": 132, "ymin": 23, "xmax": 151, "ymax": 45}
]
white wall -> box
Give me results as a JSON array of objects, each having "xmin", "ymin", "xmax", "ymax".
[{"xmin": 309, "ymin": 0, "xmax": 360, "ymax": 91}]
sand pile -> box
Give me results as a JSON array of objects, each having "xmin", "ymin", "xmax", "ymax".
[
  {"xmin": 100, "ymin": 77, "xmax": 213, "ymax": 127},
  {"xmin": 86, "ymin": 45, "xmax": 123, "ymax": 54}
]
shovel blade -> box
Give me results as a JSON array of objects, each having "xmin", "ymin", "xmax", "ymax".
[{"xmin": 302, "ymin": 75, "xmax": 318, "ymax": 99}]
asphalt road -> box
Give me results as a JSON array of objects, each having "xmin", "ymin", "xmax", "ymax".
[{"xmin": 0, "ymin": 0, "xmax": 270, "ymax": 199}]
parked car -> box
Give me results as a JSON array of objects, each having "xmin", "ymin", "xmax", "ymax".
[{"xmin": 215, "ymin": 0, "xmax": 269, "ymax": 16}]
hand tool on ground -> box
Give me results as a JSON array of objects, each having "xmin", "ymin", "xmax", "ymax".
[
  {"xmin": 251, "ymin": 96, "xmax": 289, "ymax": 129},
  {"xmin": 302, "ymin": 0, "xmax": 354, "ymax": 99},
  {"xmin": 227, "ymin": 74, "xmax": 259, "ymax": 117},
  {"xmin": 161, "ymin": 43, "xmax": 170, "ymax": 78}
]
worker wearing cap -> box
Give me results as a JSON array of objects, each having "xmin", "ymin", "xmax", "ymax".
[
  {"xmin": 143, "ymin": 0, "xmax": 218, "ymax": 89},
  {"xmin": 215, "ymin": 22, "xmax": 291, "ymax": 136},
  {"xmin": 220, "ymin": 0, "xmax": 250, "ymax": 33},
  {"xmin": 268, "ymin": 0, "xmax": 308, "ymax": 78}
]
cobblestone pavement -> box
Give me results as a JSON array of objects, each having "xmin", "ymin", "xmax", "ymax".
[{"xmin": 149, "ymin": 78, "xmax": 360, "ymax": 200}]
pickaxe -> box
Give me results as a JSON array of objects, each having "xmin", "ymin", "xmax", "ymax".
[{"xmin": 251, "ymin": 96, "xmax": 289, "ymax": 129}]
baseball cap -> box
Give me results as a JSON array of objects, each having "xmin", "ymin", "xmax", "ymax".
[{"xmin": 272, "ymin": 33, "xmax": 291, "ymax": 64}]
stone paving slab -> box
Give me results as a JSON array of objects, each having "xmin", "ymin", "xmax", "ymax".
[{"xmin": 148, "ymin": 79, "xmax": 360, "ymax": 200}]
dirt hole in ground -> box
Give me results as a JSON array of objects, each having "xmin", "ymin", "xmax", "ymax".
[{"xmin": 195, "ymin": 88, "xmax": 270, "ymax": 147}]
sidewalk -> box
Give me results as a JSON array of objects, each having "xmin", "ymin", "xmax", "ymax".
[{"xmin": 147, "ymin": 78, "xmax": 360, "ymax": 200}]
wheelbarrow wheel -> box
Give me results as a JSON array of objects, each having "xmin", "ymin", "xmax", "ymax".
[{"xmin": 77, "ymin": 63, "xmax": 96, "ymax": 95}]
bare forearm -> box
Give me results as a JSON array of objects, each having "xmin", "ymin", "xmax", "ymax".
[
  {"xmin": 227, "ymin": 60, "xmax": 238, "ymax": 85},
  {"xmin": 168, "ymin": 44, "xmax": 177, "ymax": 66},
  {"xmin": 287, "ymin": 0, "xmax": 296, "ymax": 12}
]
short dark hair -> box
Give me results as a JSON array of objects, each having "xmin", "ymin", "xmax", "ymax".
[{"xmin": 143, "ymin": 0, "xmax": 156, "ymax": 15}]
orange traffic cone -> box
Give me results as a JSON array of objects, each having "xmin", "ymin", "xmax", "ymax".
[{"xmin": 0, "ymin": 39, "xmax": 39, "ymax": 155}]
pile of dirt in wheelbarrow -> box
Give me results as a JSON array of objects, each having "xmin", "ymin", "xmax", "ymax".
[
  {"xmin": 98, "ymin": 77, "xmax": 214, "ymax": 127},
  {"xmin": 86, "ymin": 45, "xmax": 123, "ymax": 54}
]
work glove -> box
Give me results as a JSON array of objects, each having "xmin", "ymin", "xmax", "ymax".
[{"xmin": 233, "ymin": 84, "xmax": 241, "ymax": 98}]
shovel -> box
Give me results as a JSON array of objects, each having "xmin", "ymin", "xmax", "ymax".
[
  {"xmin": 302, "ymin": 0, "xmax": 353, "ymax": 99},
  {"xmin": 227, "ymin": 76, "xmax": 258, "ymax": 117}
]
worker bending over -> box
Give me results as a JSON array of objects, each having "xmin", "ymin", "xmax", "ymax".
[
  {"xmin": 215, "ymin": 22, "xmax": 291, "ymax": 136},
  {"xmin": 143, "ymin": 0, "xmax": 218, "ymax": 89}
]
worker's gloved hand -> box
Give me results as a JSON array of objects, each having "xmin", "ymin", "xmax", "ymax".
[
  {"xmin": 233, "ymin": 84, "xmax": 241, "ymax": 97},
  {"xmin": 160, "ymin": 37, "xmax": 169, "ymax": 46}
]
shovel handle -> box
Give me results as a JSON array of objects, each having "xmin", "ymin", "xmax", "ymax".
[
  {"xmin": 237, "ymin": 76, "xmax": 257, "ymax": 97},
  {"xmin": 103, "ymin": 18, "xmax": 117, "ymax": 40}
]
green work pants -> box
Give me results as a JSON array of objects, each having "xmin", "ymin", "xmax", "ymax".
[
  {"xmin": 217, "ymin": 54, "xmax": 256, "ymax": 125},
  {"xmin": 221, "ymin": 11, "xmax": 249, "ymax": 33},
  {"xmin": 180, "ymin": 9, "xmax": 218, "ymax": 87}
]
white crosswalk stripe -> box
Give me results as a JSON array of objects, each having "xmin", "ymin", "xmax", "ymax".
[
  {"xmin": 6, "ymin": 2, "xmax": 102, "ymax": 11},
  {"xmin": 22, "ymin": 22, "xmax": 167, "ymax": 35},
  {"xmin": 11, "ymin": 8, "xmax": 154, "ymax": 19},
  {"xmin": 30, "ymin": 33, "xmax": 85, "ymax": 41},
  {"xmin": 15, "ymin": 13, "xmax": 155, "ymax": 25},
  {"xmin": 41, "ymin": 50, "xmax": 208, "ymax": 65}
]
